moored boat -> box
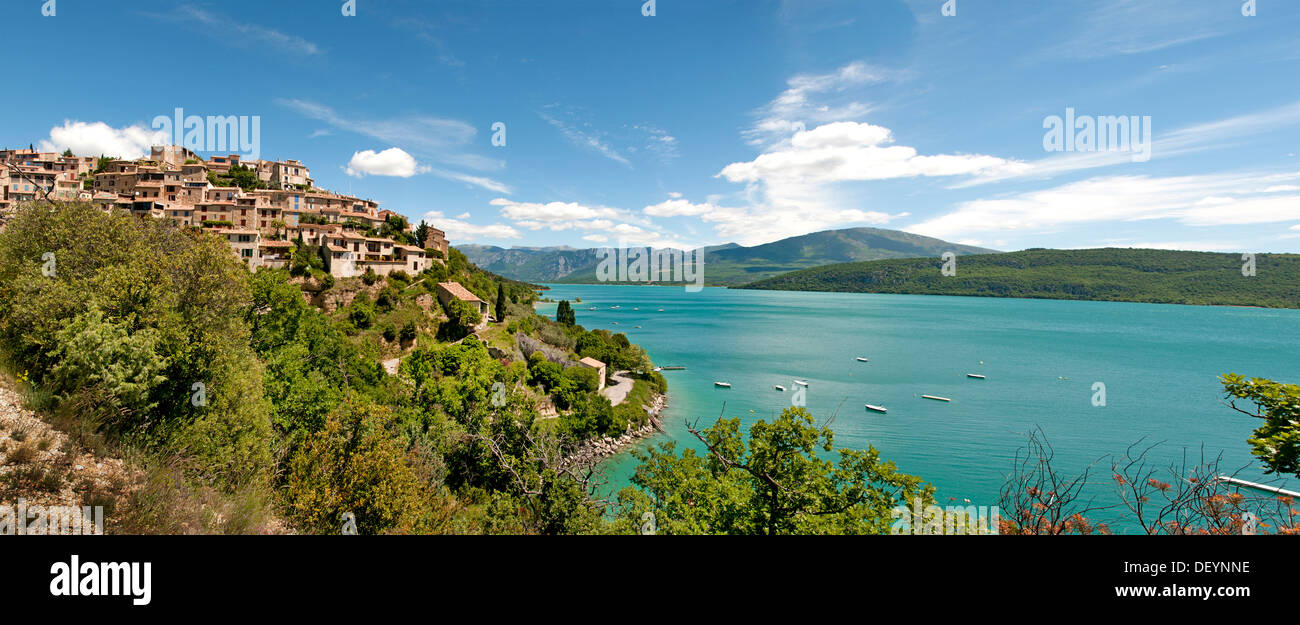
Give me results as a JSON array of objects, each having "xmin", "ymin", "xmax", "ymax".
[{"xmin": 865, "ymin": 404, "xmax": 888, "ymax": 413}]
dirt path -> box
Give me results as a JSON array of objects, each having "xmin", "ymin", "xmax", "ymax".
[{"xmin": 601, "ymin": 370, "xmax": 634, "ymax": 406}]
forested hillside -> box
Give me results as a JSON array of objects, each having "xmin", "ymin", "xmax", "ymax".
[{"xmin": 743, "ymin": 248, "xmax": 1300, "ymax": 308}]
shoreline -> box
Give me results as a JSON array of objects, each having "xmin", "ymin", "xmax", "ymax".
[{"xmin": 561, "ymin": 392, "xmax": 668, "ymax": 470}]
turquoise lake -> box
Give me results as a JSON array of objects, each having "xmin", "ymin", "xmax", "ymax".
[{"xmin": 534, "ymin": 285, "xmax": 1300, "ymax": 522}]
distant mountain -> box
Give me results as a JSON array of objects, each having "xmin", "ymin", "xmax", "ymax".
[
  {"xmin": 741, "ymin": 248, "xmax": 1300, "ymax": 308},
  {"xmin": 459, "ymin": 227, "xmax": 997, "ymax": 286}
]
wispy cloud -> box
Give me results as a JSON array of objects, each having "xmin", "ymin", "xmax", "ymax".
[
  {"xmin": 745, "ymin": 60, "xmax": 891, "ymax": 147},
  {"xmin": 277, "ymin": 98, "xmax": 510, "ymax": 193},
  {"xmin": 394, "ymin": 18, "xmax": 465, "ymax": 67},
  {"xmin": 910, "ymin": 170, "xmax": 1300, "ymax": 244},
  {"xmin": 538, "ymin": 109, "xmax": 630, "ymax": 166},
  {"xmin": 159, "ymin": 5, "xmax": 322, "ymax": 56},
  {"xmin": 1046, "ymin": 0, "xmax": 1247, "ymax": 59},
  {"xmin": 954, "ymin": 100, "xmax": 1300, "ymax": 188}
]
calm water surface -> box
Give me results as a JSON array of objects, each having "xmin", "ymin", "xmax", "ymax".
[{"xmin": 535, "ymin": 285, "xmax": 1300, "ymax": 519}]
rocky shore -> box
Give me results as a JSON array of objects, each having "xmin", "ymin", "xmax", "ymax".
[{"xmin": 562, "ymin": 393, "xmax": 667, "ymax": 469}]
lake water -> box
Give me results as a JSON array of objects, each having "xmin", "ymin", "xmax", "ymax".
[{"xmin": 535, "ymin": 285, "xmax": 1300, "ymax": 522}]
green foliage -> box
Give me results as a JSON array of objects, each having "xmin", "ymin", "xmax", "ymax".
[
  {"xmin": 0, "ymin": 202, "xmax": 272, "ymax": 490},
  {"xmin": 745, "ymin": 248, "xmax": 1300, "ymax": 308},
  {"xmin": 222, "ymin": 164, "xmax": 267, "ymax": 192},
  {"xmin": 495, "ymin": 282, "xmax": 507, "ymax": 322},
  {"xmin": 348, "ymin": 292, "xmax": 376, "ymax": 329},
  {"xmin": 615, "ymin": 407, "xmax": 933, "ymax": 534},
  {"xmin": 362, "ymin": 267, "xmax": 379, "ymax": 286},
  {"xmin": 555, "ymin": 300, "xmax": 575, "ymax": 325},
  {"xmin": 526, "ymin": 352, "xmax": 563, "ymax": 392},
  {"xmin": 284, "ymin": 399, "xmax": 431, "ymax": 534},
  {"xmin": 1221, "ymin": 374, "xmax": 1300, "ymax": 476},
  {"xmin": 46, "ymin": 305, "xmax": 168, "ymax": 417},
  {"xmin": 440, "ymin": 298, "xmax": 481, "ymax": 341}
]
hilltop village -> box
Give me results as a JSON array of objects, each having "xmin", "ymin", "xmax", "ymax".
[{"xmin": 0, "ymin": 145, "xmax": 448, "ymax": 278}]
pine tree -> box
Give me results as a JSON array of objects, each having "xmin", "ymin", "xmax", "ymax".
[{"xmin": 556, "ymin": 300, "xmax": 575, "ymax": 326}]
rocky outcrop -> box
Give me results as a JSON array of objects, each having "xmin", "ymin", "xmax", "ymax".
[{"xmin": 516, "ymin": 334, "xmax": 574, "ymax": 367}]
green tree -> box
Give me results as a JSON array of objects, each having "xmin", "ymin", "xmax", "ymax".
[
  {"xmin": 495, "ymin": 282, "xmax": 507, "ymax": 322},
  {"xmin": 284, "ymin": 399, "xmax": 430, "ymax": 534},
  {"xmin": 441, "ymin": 299, "xmax": 481, "ymax": 341},
  {"xmin": 555, "ymin": 300, "xmax": 575, "ymax": 326},
  {"xmin": 617, "ymin": 407, "xmax": 932, "ymax": 534},
  {"xmin": 1222, "ymin": 374, "xmax": 1300, "ymax": 476}
]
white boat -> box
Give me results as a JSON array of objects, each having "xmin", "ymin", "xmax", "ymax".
[
  {"xmin": 657, "ymin": 308, "xmax": 664, "ymax": 312},
  {"xmin": 715, "ymin": 381, "xmax": 732, "ymax": 388},
  {"xmin": 856, "ymin": 357, "xmax": 869, "ymax": 362},
  {"xmin": 793, "ymin": 380, "xmax": 809, "ymax": 386},
  {"xmin": 774, "ymin": 385, "xmax": 785, "ymax": 391},
  {"xmin": 865, "ymin": 404, "xmax": 888, "ymax": 413},
  {"xmin": 921, "ymin": 395, "xmax": 951, "ymax": 402},
  {"xmin": 966, "ymin": 373, "xmax": 986, "ymax": 379}
]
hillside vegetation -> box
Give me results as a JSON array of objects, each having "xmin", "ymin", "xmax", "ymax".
[
  {"xmin": 742, "ymin": 248, "xmax": 1300, "ymax": 308},
  {"xmin": 0, "ymin": 202, "xmax": 667, "ymax": 533}
]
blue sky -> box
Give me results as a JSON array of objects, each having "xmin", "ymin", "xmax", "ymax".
[{"xmin": 4, "ymin": 0, "xmax": 1299, "ymax": 252}]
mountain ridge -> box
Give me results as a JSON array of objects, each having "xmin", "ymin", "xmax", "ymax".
[{"xmin": 460, "ymin": 227, "xmax": 999, "ymax": 286}]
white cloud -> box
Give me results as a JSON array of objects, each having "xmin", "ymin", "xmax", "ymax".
[
  {"xmin": 746, "ymin": 61, "xmax": 890, "ymax": 146},
  {"xmin": 424, "ymin": 210, "xmax": 520, "ymax": 242},
  {"xmin": 720, "ymin": 122, "xmax": 1026, "ymax": 185},
  {"xmin": 487, "ymin": 198, "xmax": 692, "ymax": 248},
  {"xmin": 705, "ymin": 120, "xmax": 1011, "ymax": 244},
  {"xmin": 643, "ymin": 198, "xmax": 716, "ymax": 217},
  {"xmin": 344, "ymin": 148, "xmax": 429, "ymax": 178},
  {"xmin": 909, "ymin": 170, "xmax": 1300, "ymax": 241},
  {"xmin": 278, "ymin": 98, "xmax": 508, "ymax": 191},
  {"xmin": 38, "ymin": 121, "xmax": 168, "ymax": 159},
  {"xmin": 490, "ymin": 198, "xmax": 627, "ymax": 226}
]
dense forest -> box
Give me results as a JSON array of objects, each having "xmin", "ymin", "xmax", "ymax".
[{"xmin": 743, "ymin": 248, "xmax": 1300, "ymax": 308}]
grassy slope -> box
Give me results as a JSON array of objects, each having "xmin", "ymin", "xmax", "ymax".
[{"xmin": 741, "ymin": 248, "xmax": 1300, "ymax": 308}]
